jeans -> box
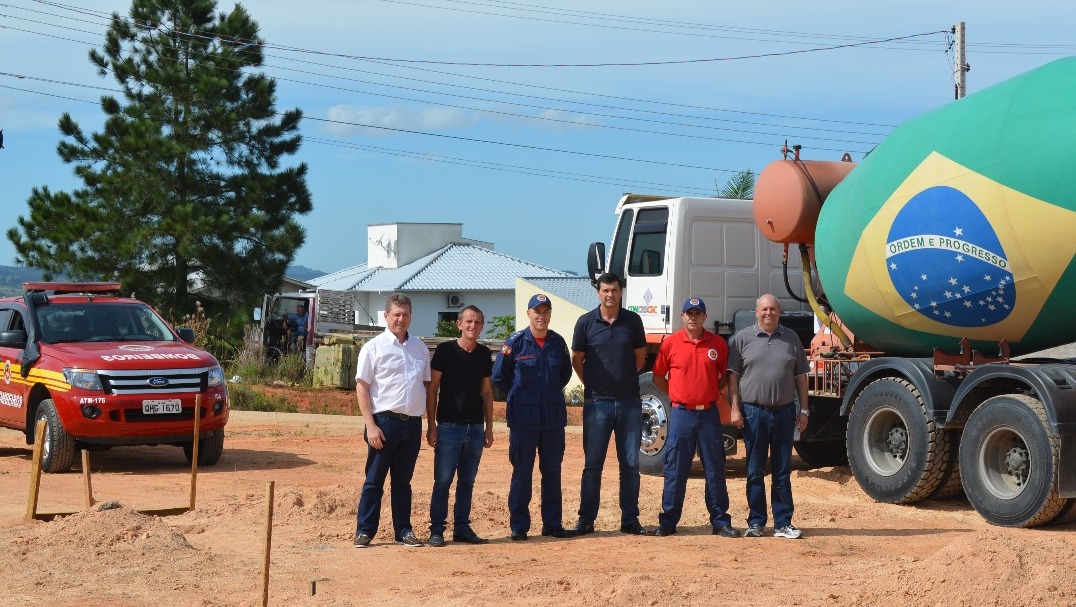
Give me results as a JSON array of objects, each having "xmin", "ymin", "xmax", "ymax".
[
  {"xmin": 578, "ymin": 398, "xmax": 642, "ymax": 525},
  {"xmin": 355, "ymin": 413, "xmax": 422, "ymax": 539},
  {"xmin": 429, "ymin": 422, "xmax": 486, "ymax": 534},
  {"xmin": 508, "ymin": 428, "xmax": 565, "ymax": 533},
  {"xmin": 658, "ymin": 406, "xmax": 731, "ymax": 530},
  {"xmin": 742, "ymin": 402, "xmax": 797, "ymax": 528}
]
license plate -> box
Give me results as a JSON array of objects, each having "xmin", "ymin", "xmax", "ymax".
[{"xmin": 142, "ymin": 399, "xmax": 182, "ymax": 414}]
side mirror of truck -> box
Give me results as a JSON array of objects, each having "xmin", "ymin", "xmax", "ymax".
[
  {"xmin": 587, "ymin": 242, "xmax": 606, "ymax": 286},
  {"xmin": 177, "ymin": 327, "xmax": 197, "ymax": 343},
  {"xmin": 0, "ymin": 330, "xmax": 27, "ymax": 349}
]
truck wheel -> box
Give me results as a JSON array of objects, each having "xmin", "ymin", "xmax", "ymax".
[
  {"xmin": 183, "ymin": 430, "xmax": 225, "ymax": 466},
  {"xmin": 639, "ymin": 374, "xmax": 670, "ymax": 476},
  {"xmin": 847, "ymin": 378, "xmax": 952, "ymax": 503},
  {"xmin": 794, "ymin": 440, "xmax": 848, "ymax": 467},
  {"xmin": 929, "ymin": 431, "xmax": 964, "ymax": 499},
  {"xmin": 35, "ymin": 399, "xmax": 76, "ymax": 473},
  {"xmin": 1050, "ymin": 500, "xmax": 1076, "ymax": 526},
  {"xmin": 958, "ymin": 395, "xmax": 1065, "ymax": 527}
]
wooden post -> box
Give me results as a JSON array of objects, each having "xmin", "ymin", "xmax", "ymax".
[
  {"xmin": 189, "ymin": 394, "xmax": 202, "ymax": 511},
  {"xmin": 25, "ymin": 422, "xmax": 46, "ymax": 520},
  {"xmin": 261, "ymin": 481, "xmax": 275, "ymax": 607},
  {"xmin": 81, "ymin": 450, "xmax": 94, "ymax": 508}
]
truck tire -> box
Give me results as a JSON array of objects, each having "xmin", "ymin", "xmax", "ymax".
[
  {"xmin": 639, "ymin": 374, "xmax": 670, "ymax": 476},
  {"xmin": 794, "ymin": 440, "xmax": 848, "ymax": 467},
  {"xmin": 847, "ymin": 378, "xmax": 952, "ymax": 503},
  {"xmin": 958, "ymin": 395, "xmax": 1065, "ymax": 527},
  {"xmin": 1050, "ymin": 500, "xmax": 1076, "ymax": 526},
  {"xmin": 929, "ymin": 431, "xmax": 964, "ymax": 499},
  {"xmin": 183, "ymin": 430, "xmax": 225, "ymax": 467},
  {"xmin": 35, "ymin": 399, "xmax": 77, "ymax": 473}
]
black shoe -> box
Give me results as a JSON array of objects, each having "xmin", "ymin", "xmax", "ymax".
[
  {"xmin": 428, "ymin": 532, "xmax": 446, "ymax": 547},
  {"xmin": 574, "ymin": 520, "xmax": 595, "ymax": 535},
  {"xmin": 540, "ymin": 527, "xmax": 576, "ymax": 539},
  {"xmin": 620, "ymin": 521, "xmax": 647, "ymax": 535},
  {"xmin": 712, "ymin": 525, "xmax": 740, "ymax": 538},
  {"xmin": 511, "ymin": 530, "xmax": 528, "ymax": 541},
  {"xmin": 353, "ymin": 532, "xmax": 372, "ymax": 548},
  {"xmin": 395, "ymin": 529, "xmax": 424, "ymax": 547},
  {"xmin": 649, "ymin": 526, "xmax": 676, "ymax": 537},
  {"xmin": 452, "ymin": 528, "xmax": 489, "ymax": 545}
]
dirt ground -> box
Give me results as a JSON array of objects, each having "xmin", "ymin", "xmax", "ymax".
[{"xmin": 1, "ymin": 387, "xmax": 1075, "ymax": 607}]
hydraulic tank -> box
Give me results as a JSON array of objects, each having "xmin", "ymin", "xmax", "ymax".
[{"xmin": 814, "ymin": 57, "xmax": 1076, "ymax": 356}]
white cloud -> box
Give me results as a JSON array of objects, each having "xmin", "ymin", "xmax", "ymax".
[{"xmin": 323, "ymin": 104, "xmax": 479, "ymax": 137}]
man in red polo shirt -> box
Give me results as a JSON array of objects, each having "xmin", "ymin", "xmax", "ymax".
[{"xmin": 647, "ymin": 297, "xmax": 740, "ymax": 538}]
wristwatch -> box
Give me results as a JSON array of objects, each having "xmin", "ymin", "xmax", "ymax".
[{"xmin": 799, "ymin": 409, "xmax": 810, "ymax": 416}]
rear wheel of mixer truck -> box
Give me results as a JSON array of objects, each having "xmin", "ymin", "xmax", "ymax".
[
  {"xmin": 847, "ymin": 377, "xmax": 954, "ymax": 503},
  {"xmin": 958, "ymin": 395, "xmax": 1065, "ymax": 527}
]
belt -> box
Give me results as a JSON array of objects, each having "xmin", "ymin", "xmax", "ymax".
[
  {"xmin": 746, "ymin": 402, "xmax": 794, "ymax": 409},
  {"xmin": 672, "ymin": 402, "xmax": 713, "ymax": 410},
  {"xmin": 377, "ymin": 410, "xmax": 419, "ymax": 420}
]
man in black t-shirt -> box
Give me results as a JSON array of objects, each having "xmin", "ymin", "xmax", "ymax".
[{"xmin": 426, "ymin": 305, "xmax": 495, "ymax": 547}]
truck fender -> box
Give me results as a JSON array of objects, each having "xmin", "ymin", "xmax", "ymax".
[
  {"xmin": 840, "ymin": 357, "xmax": 957, "ymax": 422},
  {"xmin": 946, "ymin": 363, "xmax": 1076, "ymax": 499}
]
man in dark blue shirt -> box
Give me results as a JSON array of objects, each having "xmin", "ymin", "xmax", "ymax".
[{"xmin": 570, "ymin": 272, "xmax": 648, "ymax": 535}]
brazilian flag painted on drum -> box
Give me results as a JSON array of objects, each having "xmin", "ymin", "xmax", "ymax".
[{"xmin": 815, "ymin": 57, "xmax": 1076, "ymax": 357}]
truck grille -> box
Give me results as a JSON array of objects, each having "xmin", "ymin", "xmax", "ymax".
[{"xmin": 98, "ymin": 367, "xmax": 210, "ymax": 395}]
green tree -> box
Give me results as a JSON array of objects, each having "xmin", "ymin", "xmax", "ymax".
[
  {"xmin": 717, "ymin": 170, "xmax": 756, "ymax": 199},
  {"xmin": 435, "ymin": 319, "xmax": 462, "ymax": 338},
  {"xmin": 486, "ymin": 315, "xmax": 516, "ymax": 340},
  {"xmin": 7, "ymin": 0, "xmax": 311, "ymax": 315}
]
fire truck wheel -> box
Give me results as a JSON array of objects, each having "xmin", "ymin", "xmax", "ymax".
[
  {"xmin": 183, "ymin": 430, "xmax": 225, "ymax": 466},
  {"xmin": 35, "ymin": 399, "xmax": 76, "ymax": 473}
]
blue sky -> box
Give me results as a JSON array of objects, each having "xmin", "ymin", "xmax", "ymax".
[{"xmin": 1, "ymin": 0, "xmax": 1073, "ymax": 277}]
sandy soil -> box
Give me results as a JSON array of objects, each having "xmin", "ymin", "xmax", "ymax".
[{"xmin": 1, "ymin": 387, "xmax": 1074, "ymax": 607}]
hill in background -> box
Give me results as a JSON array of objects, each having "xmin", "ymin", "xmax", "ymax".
[{"xmin": 0, "ymin": 265, "xmax": 325, "ymax": 297}]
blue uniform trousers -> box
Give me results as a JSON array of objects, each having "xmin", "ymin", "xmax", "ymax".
[{"xmin": 508, "ymin": 427, "xmax": 565, "ymax": 533}]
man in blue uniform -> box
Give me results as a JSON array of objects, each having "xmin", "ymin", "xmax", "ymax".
[{"xmin": 492, "ymin": 294, "xmax": 575, "ymax": 541}]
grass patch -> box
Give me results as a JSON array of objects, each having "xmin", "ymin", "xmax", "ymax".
[{"xmin": 228, "ymin": 384, "xmax": 299, "ymax": 413}]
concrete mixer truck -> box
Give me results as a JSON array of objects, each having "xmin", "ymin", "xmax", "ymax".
[{"xmin": 586, "ymin": 57, "xmax": 1076, "ymax": 528}]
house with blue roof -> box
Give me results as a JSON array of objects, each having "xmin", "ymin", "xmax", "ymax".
[{"xmin": 309, "ymin": 223, "xmax": 575, "ymax": 337}]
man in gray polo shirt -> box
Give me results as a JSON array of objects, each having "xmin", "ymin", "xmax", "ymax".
[{"xmin": 726, "ymin": 294, "xmax": 810, "ymax": 539}]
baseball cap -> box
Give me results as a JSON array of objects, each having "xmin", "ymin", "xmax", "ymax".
[
  {"xmin": 528, "ymin": 293, "xmax": 552, "ymax": 310},
  {"xmin": 682, "ymin": 297, "xmax": 706, "ymax": 314}
]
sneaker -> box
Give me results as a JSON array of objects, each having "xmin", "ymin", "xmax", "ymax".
[
  {"xmin": 396, "ymin": 529, "xmax": 425, "ymax": 547},
  {"xmin": 428, "ymin": 532, "xmax": 446, "ymax": 547},
  {"xmin": 353, "ymin": 532, "xmax": 372, "ymax": 548},
  {"xmin": 773, "ymin": 525, "xmax": 803, "ymax": 539},
  {"xmin": 743, "ymin": 524, "xmax": 764, "ymax": 538}
]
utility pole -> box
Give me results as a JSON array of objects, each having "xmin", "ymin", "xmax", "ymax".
[{"xmin": 953, "ymin": 22, "xmax": 969, "ymax": 99}]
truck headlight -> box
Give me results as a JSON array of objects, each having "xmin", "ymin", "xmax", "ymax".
[
  {"xmin": 207, "ymin": 365, "xmax": 225, "ymax": 388},
  {"xmin": 63, "ymin": 368, "xmax": 103, "ymax": 391}
]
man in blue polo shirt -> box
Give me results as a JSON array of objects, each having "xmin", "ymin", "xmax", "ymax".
[{"xmin": 570, "ymin": 272, "xmax": 648, "ymax": 536}]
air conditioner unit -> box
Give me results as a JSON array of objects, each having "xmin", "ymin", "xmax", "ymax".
[{"xmin": 447, "ymin": 293, "xmax": 464, "ymax": 308}]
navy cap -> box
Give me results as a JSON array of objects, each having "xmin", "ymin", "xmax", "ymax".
[
  {"xmin": 528, "ymin": 293, "xmax": 552, "ymax": 310},
  {"xmin": 682, "ymin": 297, "xmax": 706, "ymax": 314}
]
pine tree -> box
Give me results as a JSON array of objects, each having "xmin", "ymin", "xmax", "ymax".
[{"xmin": 7, "ymin": 0, "xmax": 311, "ymax": 314}]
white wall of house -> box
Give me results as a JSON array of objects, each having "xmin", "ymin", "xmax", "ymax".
[
  {"xmin": 367, "ymin": 223, "xmax": 493, "ymax": 269},
  {"xmin": 360, "ymin": 290, "xmax": 516, "ymax": 337}
]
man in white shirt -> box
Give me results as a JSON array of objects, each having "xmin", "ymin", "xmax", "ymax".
[{"xmin": 353, "ymin": 293, "xmax": 431, "ymax": 548}]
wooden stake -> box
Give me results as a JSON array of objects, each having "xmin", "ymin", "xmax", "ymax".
[
  {"xmin": 81, "ymin": 450, "xmax": 94, "ymax": 508},
  {"xmin": 25, "ymin": 422, "xmax": 46, "ymax": 520},
  {"xmin": 189, "ymin": 394, "xmax": 201, "ymax": 511},
  {"xmin": 261, "ymin": 480, "xmax": 275, "ymax": 607}
]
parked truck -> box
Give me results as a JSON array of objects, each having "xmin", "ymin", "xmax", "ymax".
[
  {"xmin": 257, "ymin": 288, "xmax": 357, "ymax": 368},
  {"xmin": 590, "ymin": 57, "xmax": 1076, "ymax": 527}
]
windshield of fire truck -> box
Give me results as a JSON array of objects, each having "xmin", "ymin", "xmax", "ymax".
[{"xmin": 36, "ymin": 303, "xmax": 177, "ymax": 343}]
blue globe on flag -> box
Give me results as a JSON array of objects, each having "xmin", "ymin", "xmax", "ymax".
[{"xmin": 886, "ymin": 186, "xmax": 1014, "ymax": 328}]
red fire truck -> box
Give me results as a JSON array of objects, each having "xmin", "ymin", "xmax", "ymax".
[{"xmin": 0, "ymin": 282, "xmax": 229, "ymax": 472}]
